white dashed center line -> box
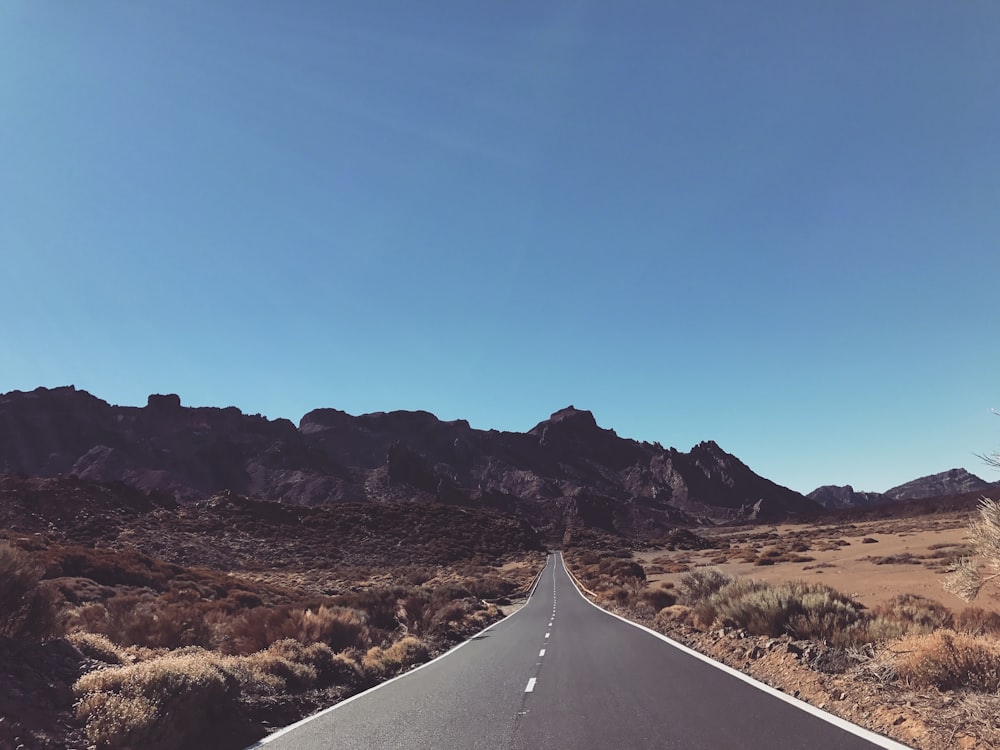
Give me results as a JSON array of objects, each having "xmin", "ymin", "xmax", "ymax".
[
  {"xmin": 539, "ymin": 648, "xmax": 546, "ymax": 657},
  {"xmin": 525, "ymin": 678, "xmax": 537, "ymax": 693},
  {"xmin": 545, "ymin": 632, "xmax": 550, "ymax": 639}
]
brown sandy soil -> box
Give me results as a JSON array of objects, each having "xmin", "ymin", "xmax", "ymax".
[{"xmin": 637, "ymin": 513, "xmax": 1000, "ymax": 616}]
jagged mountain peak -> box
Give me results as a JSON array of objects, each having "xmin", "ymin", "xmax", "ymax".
[
  {"xmin": 528, "ymin": 405, "xmax": 601, "ymax": 435},
  {"xmin": 0, "ymin": 386, "xmax": 821, "ymax": 534}
]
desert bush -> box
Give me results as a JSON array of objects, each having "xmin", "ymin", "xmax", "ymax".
[
  {"xmin": 74, "ymin": 651, "xmax": 258, "ymax": 750},
  {"xmin": 44, "ymin": 546, "xmax": 178, "ymax": 590},
  {"xmin": 955, "ymin": 607, "xmax": 1000, "ymax": 636},
  {"xmin": 703, "ymin": 578, "xmax": 865, "ymax": 641},
  {"xmin": 639, "ymin": 586, "xmax": 677, "ymax": 611},
  {"xmin": 246, "ymin": 638, "xmax": 361, "ymax": 689},
  {"xmin": 653, "ymin": 605, "xmax": 692, "ymax": 631},
  {"xmin": 226, "ymin": 604, "xmax": 367, "ymax": 655},
  {"xmin": 422, "ymin": 598, "xmax": 478, "ymax": 639},
  {"xmin": 401, "ymin": 566, "xmax": 435, "ymax": 586},
  {"xmin": 67, "ymin": 594, "xmax": 214, "ymax": 649},
  {"xmin": 895, "ymin": 631, "xmax": 1000, "ymax": 692},
  {"xmin": 334, "ymin": 586, "xmax": 415, "ymax": 632},
  {"xmin": 463, "ymin": 575, "xmax": 516, "ymax": 600},
  {"xmin": 945, "ymin": 497, "xmax": 1000, "ymax": 601},
  {"xmin": 676, "ymin": 569, "xmax": 731, "ymax": 605},
  {"xmin": 870, "ymin": 594, "xmax": 952, "ymax": 632},
  {"xmin": 241, "ymin": 650, "xmax": 316, "ymax": 693},
  {"xmin": 0, "ymin": 543, "xmax": 59, "ymax": 639},
  {"xmin": 68, "ymin": 631, "xmax": 127, "ymax": 665},
  {"xmin": 599, "ymin": 559, "xmax": 646, "ymax": 586},
  {"xmin": 426, "ymin": 582, "xmax": 473, "ymax": 605},
  {"xmin": 362, "ymin": 636, "xmax": 428, "ymax": 679},
  {"xmin": 601, "ymin": 586, "xmax": 635, "ymax": 607}
]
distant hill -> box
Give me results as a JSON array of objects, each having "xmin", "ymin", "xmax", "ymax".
[
  {"xmin": 808, "ymin": 468, "xmax": 998, "ymax": 510},
  {"xmin": 807, "ymin": 485, "xmax": 890, "ymax": 510},
  {"xmin": 0, "ymin": 387, "xmax": 820, "ymax": 538},
  {"xmin": 884, "ymin": 468, "xmax": 994, "ymax": 500}
]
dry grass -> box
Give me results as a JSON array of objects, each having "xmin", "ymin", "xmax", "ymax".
[
  {"xmin": 74, "ymin": 650, "xmax": 256, "ymax": 750},
  {"xmin": 0, "ymin": 542, "xmax": 59, "ymax": 640},
  {"xmin": 51, "ymin": 541, "xmax": 541, "ymax": 748},
  {"xmin": 894, "ymin": 630, "xmax": 1000, "ymax": 692},
  {"xmin": 362, "ymin": 636, "xmax": 429, "ymax": 679}
]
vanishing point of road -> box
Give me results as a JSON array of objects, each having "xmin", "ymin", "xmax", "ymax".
[{"xmin": 252, "ymin": 553, "xmax": 909, "ymax": 750}]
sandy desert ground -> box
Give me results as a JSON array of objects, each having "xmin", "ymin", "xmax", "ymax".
[{"xmin": 637, "ymin": 512, "xmax": 997, "ymax": 616}]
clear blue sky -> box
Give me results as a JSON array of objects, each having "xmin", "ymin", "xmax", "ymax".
[{"xmin": 2, "ymin": 2, "xmax": 998, "ymax": 494}]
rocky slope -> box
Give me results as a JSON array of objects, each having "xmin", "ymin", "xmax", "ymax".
[
  {"xmin": 884, "ymin": 468, "xmax": 994, "ymax": 501},
  {"xmin": 0, "ymin": 387, "xmax": 820, "ymax": 536},
  {"xmin": 807, "ymin": 485, "xmax": 890, "ymax": 510}
]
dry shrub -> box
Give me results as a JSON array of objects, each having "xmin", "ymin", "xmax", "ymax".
[
  {"xmin": 653, "ymin": 605, "xmax": 692, "ymax": 631},
  {"xmin": 702, "ymin": 578, "xmax": 865, "ymax": 641},
  {"xmin": 955, "ymin": 607, "xmax": 1000, "ymax": 636},
  {"xmin": 241, "ymin": 648, "xmax": 317, "ymax": 693},
  {"xmin": 463, "ymin": 575, "xmax": 516, "ymax": 600},
  {"xmin": 74, "ymin": 651, "xmax": 258, "ymax": 750},
  {"xmin": 362, "ymin": 636, "xmax": 428, "ymax": 679},
  {"xmin": 43, "ymin": 545, "xmax": 179, "ymax": 590},
  {"xmin": 68, "ymin": 631, "xmax": 127, "ymax": 665},
  {"xmin": 226, "ymin": 605, "xmax": 367, "ymax": 654},
  {"xmin": 0, "ymin": 543, "xmax": 59, "ymax": 639},
  {"xmin": 601, "ymin": 586, "xmax": 635, "ymax": 607},
  {"xmin": 866, "ymin": 553, "xmax": 921, "ymax": 565},
  {"xmin": 850, "ymin": 594, "xmax": 953, "ymax": 644},
  {"xmin": 677, "ymin": 569, "xmax": 731, "ymax": 605},
  {"xmin": 68, "ymin": 595, "xmax": 213, "ymax": 650},
  {"xmin": 639, "ymin": 587, "xmax": 677, "ymax": 611},
  {"xmin": 895, "ymin": 631, "xmax": 1000, "ymax": 692},
  {"xmin": 422, "ymin": 598, "xmax": 480, "ymax": 639},
  {"xmin": 872, "ymin": 594, "xmax": 952, "ymax": 631},
  {"xmin": 242, "ymin": 639, "xmax": 362, "ymax": 692}
]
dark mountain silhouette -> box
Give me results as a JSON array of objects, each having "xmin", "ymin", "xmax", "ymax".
[
  {"xmin": 0, "ymin": 387, "xmax": 820, "ymax": 537},
  {"xmin": 884, "ymin": 468, "xmax": 994, "ymax": 501},
  {"xmin": 807, "ymin": 485, "xmax": 891, "ymax": 510}
]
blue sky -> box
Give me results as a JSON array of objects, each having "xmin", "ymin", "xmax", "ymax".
[{"xmin": 2, "ymin": 2, "xmax": 998, "ymax": 494}]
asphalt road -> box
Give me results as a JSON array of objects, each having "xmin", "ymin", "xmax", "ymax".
[{"xmin": 253, "ymin": 553, "xmax": 909, "ymax": 750}]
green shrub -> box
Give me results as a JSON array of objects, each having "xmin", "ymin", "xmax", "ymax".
[
  {"xmin": 702, "ymin": 578, "xmax": 865, "ymax": 641},
  {"xmin": 677, "ymin": 569, "xmax": 731, "ymax": 605}
]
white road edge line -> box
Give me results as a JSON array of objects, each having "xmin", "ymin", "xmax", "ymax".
[
  {"xmin": 247, "ymin": 553, "xmax": 553, "ymax": 747},
  {"xmin": 525, "ymin": 677, "xmax": 537, "ymax": 693},
  {"xmin": 557, "ymin": 552, "xmax": 913, "ymax": 750}
]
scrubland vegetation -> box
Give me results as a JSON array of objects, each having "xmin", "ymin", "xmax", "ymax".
[
  {"xmin": 0, "ymin": 536, "xmax": 543, "ymax": 749},
  {"xmin": 565, "ymin": 537, "xmax": 1000, "ymax": 750}
]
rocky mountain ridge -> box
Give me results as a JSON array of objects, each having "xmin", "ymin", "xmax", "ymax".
[
  {"xmin": 809, "ymin": 468, "xmax": 998, "ymax": 510},
  {"xmin": 884, "ymin": 467, "xmax": 995, "ymax": 501},
  {"xmin": 0, "ymin": 386, "xmax": 819, "ymax": 537}
]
